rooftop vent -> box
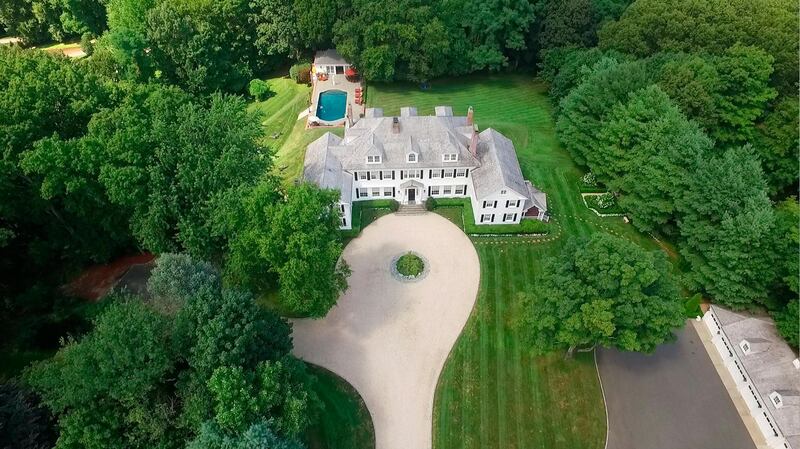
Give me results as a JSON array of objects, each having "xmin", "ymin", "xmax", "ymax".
[{"xmin": 392, "ymin": 117, "xmax": 400, "ymax": 134}]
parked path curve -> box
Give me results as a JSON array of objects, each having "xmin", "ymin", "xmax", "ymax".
[{"xmin": 292, "ymin": 213, "xmax": 480, "ymax": 449}]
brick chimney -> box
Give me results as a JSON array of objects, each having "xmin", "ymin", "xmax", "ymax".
[
  {"xmin": 466, "ymin": 106, "xmax": 474, "ymax": 126},
  {"xmin": 469, "ymin": 128, "xmax": 478, "ymax": 157},
  {"xmin": 392, "ymin": 117, "xmax": 400, "ymax": 133}
]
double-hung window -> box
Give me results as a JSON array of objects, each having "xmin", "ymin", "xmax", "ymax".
[
  {"xmin": 430, "ymin": 186, "xmax": 440, "ymax": 195},
  {"xmin": 383, "ymin": 188, "xmax": 393, "ymax": 197},
  {"xmin": 357, "ymin": 172, "xmax": 368, "ymax": 181},
  {"xmin": 455, "ymin": 168, "xmax": 466, "ymax": 177},
  {"xmin": 366, "ymin": 155, "xmax": 381, "ymax": 164},
  {"xmin": 480, "ymin": 214, "xmax": 493, "ymax": 223},
  {"xmin": 405, "ymin": 170, "xmax": 421, "ymax": 179},
  {"xmin": 371, "ymin": 187, "xmax": 381, "ymax": 197},
  {"xmin": 506, "ymin": 199, "xmax": 520, "ymax": 208},
  {"xmin": 443, "ymin": 169, "xmax": 455, "ymax": 178},
  {"xmin": 454, "ymin": 185, "xmax": 465, "ymax": 195},
  {"xmin": 369, "ymin": 170, "xmax": 380, "ymax": 180},
  {"xmin": 357, "ymin": 188, "xmax": 367, "ymax": 198},
  {"xmin": 443, "ymin": 186, "xmax": 452, "ymax": 195},
  {"xmin": 483, "ymin": 200, "xmax": 494, "ymax": 208},
  {"xmin": 503, "ymin": 213, "xmax": 516, "ymax": 223},
  {"xmin": 407, "ymin": 153, "xmax": 417, "ymax": 163},
  {"xmin": 429, "ymin": 170, "xmax": 441, "ymax": 179},
  {"xmin": 382, "ymin": 170, "xmax": 393, "ymax": 179},
  {"xmin": 443, "ymin": 153, "xmax": 458, "ymax": 162}
]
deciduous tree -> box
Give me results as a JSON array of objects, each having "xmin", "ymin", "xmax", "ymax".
[
  {"xmin": 521, "ymin": 233, "xmax": 685, "ymax": 357},
  {"xmin": 677, "ymin": 148, "xmax": 778, "ymax": 309}
]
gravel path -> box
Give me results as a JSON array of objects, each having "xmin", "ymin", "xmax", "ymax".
[{"xmin": 292, "ymin": 213, "xmax": 480, "ymax": 449}]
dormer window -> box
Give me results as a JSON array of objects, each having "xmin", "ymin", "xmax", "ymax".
[
  {"xmin": 740, "ymin": 340, "xmax": 751, "ymax": 355},
  {"xmin": 500, "ymin": 189, "xmax": 507, "ymax": 195},
  {"xmin": 366, "ymin": 155, "xmax": 381, "ymax": 164},
  {"xmin": 443, "ymin": 153, "xmax": 458, "ymax": 162},
  {"xmin": 769, "ymin": 392, "xmax": 783, "ymax": 408},
  {"xmin": 407, "ymin": 153, "xmax": 417, "ymax": 163}
]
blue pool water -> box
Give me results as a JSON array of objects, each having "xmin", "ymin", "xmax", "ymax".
[{"xmin": 316, "ymin": 90, "xmax": 347, "ymax": 121}]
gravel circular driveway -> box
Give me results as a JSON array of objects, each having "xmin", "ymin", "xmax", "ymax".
[{"xmin": 291, "ymin": 213, "xmax": 480, "ymax": 449}]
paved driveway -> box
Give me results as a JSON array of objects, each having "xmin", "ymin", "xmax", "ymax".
[
  {"xmin": 597, "ymin": 323, "xmax": 756, "ymax": 449},
  {"xmin": 292, "ymin": 213, "xmax": 480, "ymax": 449}
]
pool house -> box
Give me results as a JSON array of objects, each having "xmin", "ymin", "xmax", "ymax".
[{"xmin": 308, "ymin": 49, "xmax": 364, "ymax": 127}]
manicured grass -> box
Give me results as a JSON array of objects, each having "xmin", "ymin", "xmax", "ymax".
[
  {"xmin": 305, "ymin": 365, "xmax": 375, "ymax": 449},
  {"xmin": 248, "ymin": 77, "xmax": 343, "ymax": 187},
  {"xmin": 396, "ymin": 252, "xmax": 424, "ymax": 277},
  {"xmin": 38, "ymin": 40, "xmax": 81, "ymax": 51},
  {"xmin": 368, "ymin": 74, "xmax": 674, "ymax": 449},
  {"xmin": 340, "ymin": 199, "xmax": 398, "ymax": 240}
]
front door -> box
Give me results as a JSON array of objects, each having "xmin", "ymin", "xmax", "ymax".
[{"xmin": 407, "ymin": 188, "xmax": 416, "ymax": 203}]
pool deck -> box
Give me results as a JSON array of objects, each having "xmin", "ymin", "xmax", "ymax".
[{"xmin": 307, "ymin": 74, "xmax": 365, "ymax": 128}]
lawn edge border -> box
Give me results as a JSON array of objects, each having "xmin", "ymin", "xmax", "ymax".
[{"xmin": 594, "ymin": 349, "xmax": 610, "ymax": 449}]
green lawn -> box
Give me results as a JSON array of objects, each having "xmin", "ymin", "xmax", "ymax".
[
  {"xmin": 368, "ymin": 74, "xmax": 673, "ymax": 449},
  {"xmin": 305, "ymin": 365, "xmax": 375, "ymax": 449},
  {"xmin": 248, "ymin": 77, "xmax": 343, "ymax": 187}
]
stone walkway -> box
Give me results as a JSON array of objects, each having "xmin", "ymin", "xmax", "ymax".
[{"xmin": 291, "ymin": 213, "xmax": 480, "ymax": 449}]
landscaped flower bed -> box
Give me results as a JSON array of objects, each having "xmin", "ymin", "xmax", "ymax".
[
  {"xmin": 583, "ymin": 193, "xmax": 625, "ymax": 216},
  {"xmin": 396, "ymin": 252, "xmax": 424, "ymax": 277}
]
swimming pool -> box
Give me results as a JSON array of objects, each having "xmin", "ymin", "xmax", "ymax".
[{"xmin": 316, "ymin": 90, "xmax": 347, "ymax": 122}]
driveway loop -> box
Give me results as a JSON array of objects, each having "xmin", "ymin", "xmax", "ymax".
[
  {"xmin": 291, "ymin": 213, "xmax": 480, "ymax": 449},
  {"xmin": 389, "ymin": 252, "xmax": 430, "ymax": 283}
]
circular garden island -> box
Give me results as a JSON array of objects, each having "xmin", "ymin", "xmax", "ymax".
[{"xmin": 391, "ymin": 251, "xmax": 429, "ymax": 282}]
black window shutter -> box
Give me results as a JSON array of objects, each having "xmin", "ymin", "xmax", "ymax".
[
  {"xmin": 356, "ymin": 189, "xmax": 360, "ymax": 199},
  {"xmin": 380, "ymin": 171, "xmax": 383, "ymax": 180},
  {"xmin": 400, "ymin": 171, "xmax": 404, "ymax": 180},
  {"xmin": 392, "ymin": 170, "xmax": 395, "ymax": 180},
  {"xmin": 465, "ymin": 168, "xmax": 469, "ymax": 177},
  {"xmin": 392, "ymin": 187, "xmax": 395, "ymax": 197},
  {"xmin": 420, "ymin": 170, "xmax": 424, "ymax": 179},
  {"xmin": 441, "ymin": 169, "xmax": 444, "ymax": 178},
  {"xmin": 429, "ymin": 170, "xmax": 432, "ymax": 178},
  {"xmin": 491, "ymin": 214, "xmax": 495, "ymax": 223},
  {"xmin": 513, "ymin": 213, "xmax": 517, "ymax": 222},
  {"xmin": 428, "ymin": 186, "xmax": 431, "ymax": 195},
  {"xmin": 494, "ymin": 201, "xmax": 498, "ymax": 208},
  {"xmin": 367, "ymin": 171, "xmax": 370, "ymax": 180}
]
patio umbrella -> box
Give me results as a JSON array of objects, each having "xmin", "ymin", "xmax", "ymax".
[{"xmin": 345, "ymin": 67, "xmax": 358, "ymax": 77}]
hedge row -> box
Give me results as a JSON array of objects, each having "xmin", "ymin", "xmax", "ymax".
[{"xmin": 428, "ymin": 198, "xmax": 550, "ymax": 235}]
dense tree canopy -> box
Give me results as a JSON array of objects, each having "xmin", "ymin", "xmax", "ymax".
[
  {"xmin": 25, "ymin": 254, "xmax": 310, "ymax": 449},
  {"xmin": 23, "ymin": 84, "xmax": 269, "ymax": 258},
  {"xmin": 676, "ymin": 148, "xmax": 778, "ymax": 309},
  {"xmin": 521, "ymin": 234, "xmax": 684, "ymax": 356},
  {"xmin": 598, "ymin": 0, "xmax": 798, "ymax": 92},
  {"xmin": 599, "ymin": 85, "xmax": 712, "ymax": 234},
  {"xmin": 224, "ymin": 183, "xmax": 350, "ymax": 317}
]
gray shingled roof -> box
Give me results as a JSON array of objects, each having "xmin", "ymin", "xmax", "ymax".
[
  {"xmin": 302, "ymin": 132, "xmax": 352, "ymax": 202},
  {"xmin": 470, "ymin": 129, "xmax": 529, "ymax": 199},
  {"xmin": 303, "ymin": 108, "xmax": 548, "ymax": 207},
  {"xmin": 713, "ymin": 306, "xmax": 800, "ymax": 447},
  {"xmin": 334, "ymin": 114, "xmax": 481, "ymax": 170},
  {"xmin": 314, "ymin": 49, "xmax": 349, "ymax": 66}
]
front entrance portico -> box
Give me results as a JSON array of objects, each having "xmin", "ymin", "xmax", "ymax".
[
  {"xmin": 407, "ymin": 188, "xmax": 416, "ymax": 204},
  {"xmin": 399, "ymin": 179, "xmax": 424, "ymax": 205}
]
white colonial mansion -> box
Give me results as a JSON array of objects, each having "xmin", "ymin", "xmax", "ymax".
[{"xmin": 302, "ymin": 106, "xmax": 548, "ymax": 230}]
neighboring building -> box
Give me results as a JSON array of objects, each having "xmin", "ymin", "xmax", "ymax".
[
  {"xmin": 302, "ymin": 106, "xmax": 548, "ymax": 229},
  {"xmin": 313, "ymin": 49, "xmax": 352, "ymax": 76},
  {"xmin": 703, "ymin": 305, "xmax": 800, "ymax": 449}
]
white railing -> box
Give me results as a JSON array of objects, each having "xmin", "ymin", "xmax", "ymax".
[{"xmin": 703, "ymin": 308, "xmax": 790, "ymax": 449}]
